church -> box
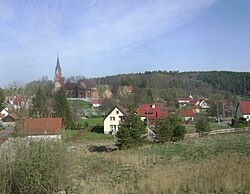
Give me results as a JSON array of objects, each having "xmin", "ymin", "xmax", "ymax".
[{"xmin": 54, "ymin": 57, "xmax": 99, "ymax": 99}]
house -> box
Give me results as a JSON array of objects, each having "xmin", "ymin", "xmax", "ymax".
[
  {"xmin": 103, "ymin": 106, "xmax": 128, "ymax": 134},
  {"xmin": 0, "ymin": 108, "xmax": 9, "ymax": 117},
  {"xmin": 0, "ymin": 111, "xmax": 19, "ymax": 129},
  {"xmin": 235, "ymin": 101, "xmax": 250, "ymax": 121},
  {"xmin": 137, "ymin": 103, "xmax": 168, "ymax": 124},
  {"xmin": 179, "ymin": 108, "xmax": 195, "ymax": 123},
  {"xmin": 19, "ymin": 118, "xmax": 63, "ymax": 139},
  {"xmin": 91, "ymin": 98, "xmax": 101, "ymax": 108}
]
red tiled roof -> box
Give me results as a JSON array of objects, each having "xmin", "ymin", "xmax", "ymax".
[
  {"xmin": 23, "ymin": 118, "xmax": 62, "ymax": 135},
  {"xmin": 137, "ymin": 103, "xmax": 168, "ymax": 120},
  {"xmin": 179, "ymin": 109, "xmax": 195, "ymax": 117},
  {"xmin": 9, "ymin": 113, "xmax": 19, "ymax": 120},
  {"xmin": 239, "ymin": 101, "xmax": 250, "ymax": 115}
]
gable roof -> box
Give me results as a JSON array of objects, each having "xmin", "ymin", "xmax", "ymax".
[
  {"xmin": 104, "ymin": 106, "xmax": 128, "ymax": 120},
  {"xmin": 179, "ymin": 109, "xmax": 195, "ymax": 117},
  {"xmin": 137, "ymin": 103, "xmax": 168, "ymax": 120},
  {"xmin": 239, "ymin": 101, "xmax": 250, "ymax": 115},
  {"xmin": 23, "ymin": 118, "xmax": 62, "ymax": 135}
]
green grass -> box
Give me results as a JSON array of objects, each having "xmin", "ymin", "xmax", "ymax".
[
  {"xmin": 77, "ymin": 132, "xmax": 113, "ymax": 142},
  {"xmin": 67, "ymin": 130, "xmax": 250, "ymax": 193},
  {"xmin": 67, "ymin": 100, "xmax": 91, "ymax": 109},
  {"xmin": 78, "ymin": 117, "xmax": 103, "ymax": 127}
]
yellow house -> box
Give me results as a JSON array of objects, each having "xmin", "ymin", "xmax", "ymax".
[
  {"xmin": 235, "ymin": 101, "xmax": 250, "ymax": 121},
  {"xmin": 103, "ymin": 106, "xmax": 128, "ymax": 134}
]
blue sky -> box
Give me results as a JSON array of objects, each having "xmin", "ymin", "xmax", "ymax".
[{"xmin": 0, "ymin": 0, "xmax": 250, "ymax": 87}]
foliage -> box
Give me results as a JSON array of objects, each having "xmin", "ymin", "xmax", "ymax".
[
  {"xmin": 195, "ymin": 114, "xmax": 211, "ymax": 136},
  {"xmin": 0, "ymin": 88, "xmax": 4, "ymax": 111},
  {"xmin": 155, "ymin": 118, "xmax": 173, "ymax": 143},
  {"xmin": 0, "ymin": 139, "xmax": 68, "ymax": 194},
  {"xmin": 29, "ymin": 87, "xmax": 47, "ymax": 117},
  {"xmin": 116, "ymin": 111, "xmax": 147, "ymax": 149},
  {"xmin": 232, "ymin": 118, "xmax": 250, "ymax": 128},
  {"xmin": 197, "ymin": 71, "xmax": 250, "ymax": 96},
  {"xmin": 146, "ymin": 89, "xmax": 153, "ymax": 104},
  {"xmin": 54, "ymin": 89, "xmax": 76, "ymax": 130},
  {"xmin": 155, "ymin": 114, "xmax": 186, "ymax": 142}
]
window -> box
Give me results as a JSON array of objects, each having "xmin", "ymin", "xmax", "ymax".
[
  {"xmin": 110, "ymin": 117, "xmax": 115, "ymax": 121},
  {"xmin": 110, "ymin": 125, "xmax": 117, "ymax": 131},
  {"xmin": 116, "ymin": 111, "xmax": 119, "ymax": 114}
]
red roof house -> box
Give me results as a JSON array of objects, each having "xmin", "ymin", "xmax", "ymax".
[
  {"xmin": 179, "ymin": 109, "xmax": 195, "ymax": 123},
  {"xmin": 21, "ymin": 118, "xmax": 63, "ymax": 135},
  {"xmin": 137, "ymin": 104, "xmax": 168, "ymax": 124},
  {"xmin": 235, "ymin": 101, "xmax": 250, "ymax": 121}
]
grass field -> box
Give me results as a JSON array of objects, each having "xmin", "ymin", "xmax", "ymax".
[
  {"xmin": 66, "ymin": 130, "xmax": 250, "ymax": 193},
  {"xmin": 67, "ymin": 99, "xmax": 91, "ymax": 109},
  {"xmin": 78, "ymin": 117, "xmax": 103, "ymax": 127}
]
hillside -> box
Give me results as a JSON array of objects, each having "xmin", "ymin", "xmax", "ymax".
[{"xmin": 93, "ymin": 71, "xmax": 250, "ymax": 97}]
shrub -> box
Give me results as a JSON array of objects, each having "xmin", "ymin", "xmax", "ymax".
[
  {"xmin": 195, "ymin": 115, "xmax": 211, "ymax": 136},
  {"xmin": 0, "ymin": 139, "xmax": 68, "ymax": 194},
  {"xmin": 155, "ymin": 114, "xmax": 187, "ymax": 142},
  {"xmin": 116, "ymin": 111, "xmax": 146, "ymax": 149}
]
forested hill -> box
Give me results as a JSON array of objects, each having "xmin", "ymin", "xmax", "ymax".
[
  {"xmin": 92, "ymin": 71, "xmax": 250, "ymax": 97},
  {"xmin": 197, "ymin": 71, "xmax": 250, "ymax": 96}
]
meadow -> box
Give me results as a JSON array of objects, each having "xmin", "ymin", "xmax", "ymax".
[{"xmin": 66, "ymin": 130, "xmax": 250, "ymax": 194}]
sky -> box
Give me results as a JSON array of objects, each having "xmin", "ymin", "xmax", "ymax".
[{"xmin": 0, "ymin": 0, "xmax": 250, "ymax": 87}]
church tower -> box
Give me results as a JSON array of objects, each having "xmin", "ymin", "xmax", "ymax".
[{"xmin": 54, "ymin": 56, "xmax": 62, "ymax": 92}]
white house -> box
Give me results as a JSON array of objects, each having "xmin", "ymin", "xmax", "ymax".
[
  {"xmin": 103, "ymin": 106, "xmax": 128, "ymax": 134},
  {"xmin": 235, "ymin": 101, "xmax": 250, "ymax": 121}
]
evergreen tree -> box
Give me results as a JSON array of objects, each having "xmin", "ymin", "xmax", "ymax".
[
  {"xmin": 195, "ymin": 114, "xmax": 211, "ymax": 136},
  {"xmin": 29, "ymin": 87, "xmax": 47, "ymax": 118},
  {"xmin": 155, "ymin": 114, "xmax": 186, "ymax": 142},
  {"xmin": 0, "ymin": 88, "xmax": 4, "ymax": 111},
  {"xmin": 116, "ymin": 110, "xmax": 146, "ymax": 149},
  {"xmin": 146, "ymin": 89, "xmax": 154, "ymax": 104},
  {"xmin": 54, "ymin": 89, "xmax": 75, "ymax": 130}
]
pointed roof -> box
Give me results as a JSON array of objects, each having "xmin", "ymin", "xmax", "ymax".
[
  {"xmin": 238, "ymin": 101, "xmax": 250, "ymax": 115},
  {"xmin": 55, "ymin": 56, "xmax": 61, "ymax": 74}
]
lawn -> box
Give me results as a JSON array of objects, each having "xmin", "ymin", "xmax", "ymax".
[
  {"xmin": 67, "ymin": 99, "xmax": 91, "ymax": 109},
  {"xmin": 78, "ymin": 117, "xmax": 103, "ymax": 127},
  {"xmin": 66, "ymin": 130, "xmax": 250, "ymax": 193}
]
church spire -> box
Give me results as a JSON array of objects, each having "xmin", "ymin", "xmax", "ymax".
[
  {"xmin": 54, "ymin": 55, "xmax": 62, "ymax": 92},
  {"xmin": 55, "ymin": 55, "xmax": 61, "ymax": 74}
]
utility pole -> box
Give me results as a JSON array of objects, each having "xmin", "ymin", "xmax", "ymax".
[{"xmin": 217, "ymin": 103, "xmax": 220, "ymax": 125}]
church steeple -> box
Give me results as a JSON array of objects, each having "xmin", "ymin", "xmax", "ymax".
[
  {"xmin": 54, "ymin": 56, "xmax": 63, "ymax": 92},
  {"xmin": 55, "ymin": 55, "xmax": 61, "ymax": 75}
]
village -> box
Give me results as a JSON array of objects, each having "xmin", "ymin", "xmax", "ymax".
[{"xmin": 0, "ymin": 57, "xmax": 250, "ymax": 141}]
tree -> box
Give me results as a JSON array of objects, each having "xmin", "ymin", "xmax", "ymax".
[
  {"xmin": 116, "ymin": 110, "xmax": 146, "ymax": 149},
  {"xmin": 146, "ymin": 89, "xmax": 154, "ymax": 104},
  {"xmin": 0, "ymin": 88, "xmax": 4, "ymax": 111},
  {"xmin": 54, "ymin": 89, "xmax": 75, "ymax": 130},
  {"xmin": 155, "ymin": 118, "xmax": 173, "ymax": 143},
  {"xmin": 29, "ymin": 87, "xmax": 47, "ymax": 118},
  {"xmin": 155, "ymin": 114, "xmax": 186, "ymax": 142},
  {"xmin": 195, "ymin": 115, "xmax": 211, "ymax": 136}
]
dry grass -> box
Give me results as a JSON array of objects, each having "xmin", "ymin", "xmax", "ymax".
[
  {"xmin": 136, "ymin": 152, "xmax": 250, "ymax": 194},
  {"xmin": 66, "ymin": 131, "xmax": 250, "ymax": 194}
]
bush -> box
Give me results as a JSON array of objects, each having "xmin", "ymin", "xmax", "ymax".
[
  {"xmin": 155, "ymin": 114, "xmax": 187, "ymax": 142},
  {"xmin": 195, "ymin": 115, "xmax": 211, "ymax": 136},
  {"xmin": 0, "ymin": 139, "xmax": 68, "ymax": 194},
  {"xmin": 173, "ymin": 125, "xmax": 187, "ymax": 141},
  {"xmin": 116, "ymin": 111, "xmax": 146, "ymax": 149}
]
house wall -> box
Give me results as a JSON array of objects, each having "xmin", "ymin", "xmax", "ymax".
[
  {"xmin": 236, "ymin": 106, "xmax": 243, "ymax": 120},
  {"xmin": 243, "ymin": 114, "xmax": 250, "ymax": 121},
  {"xmin": 104, "ymin": 108, "xmax": 125, "ymax": 134}
]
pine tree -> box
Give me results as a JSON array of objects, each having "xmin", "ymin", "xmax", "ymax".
[
  {"xmin": 116, "ymin": 110, "xmax": 146, "ymax": 149},
  {"xmin": 30, "ymin": 87, "xmax": 47, "ymax": 118},
  {"xmin": 0, "ymin": 88, "xmax": 4, "ymax": 111},
  {"xmin": 195, "ymin": 114, "xmax": 211, "ymax": 136},
  {"xmin": 54, "ymin": 89, "xmax": 75, "ymax": 130}
]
